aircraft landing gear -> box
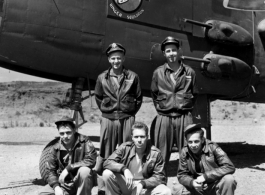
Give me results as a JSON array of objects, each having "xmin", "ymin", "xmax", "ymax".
[{"xmin": 63, "ymin": 77, "xmax": 94, "ymax": 129}]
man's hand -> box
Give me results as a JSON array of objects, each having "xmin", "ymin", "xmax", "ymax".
[
  {"xmin": 135, "ymin": 183, "xmax": 143, "ymax": 195},
  {"xmin": 192, "ymin": 180, "xmax": 203, "ymax": 191},
  {"xmin": 54, "ymin": 186, "xmax": 64, "ymax": 195},
  {"xmin": 124, "ymin": 169, "xmax": 134, "ymax": 188},
  {"xmin": 59, "ymin": 169, "xmax": 69, "ymax": 185},
  {"xmin": 196, "ymin": 175, "xmax": 205, "ymax": 184}
]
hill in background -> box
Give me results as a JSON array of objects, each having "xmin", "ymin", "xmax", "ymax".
[{"xmin": 1, "ymin": 81, "xmax": 265, "ymax": 128}]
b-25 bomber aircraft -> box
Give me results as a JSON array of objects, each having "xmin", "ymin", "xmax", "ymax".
[
  {"xmin": 0, "ymin": 0, "xmax": 265, "ymax": 137},
  {"xmin": 2, "ymin": 0, "xmax": 265, "ymax": 184}
]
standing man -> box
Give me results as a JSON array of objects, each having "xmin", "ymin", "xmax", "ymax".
[
  {"xmin": 150, "ymin": 36, "xmax": 198, "ymax": 167},
  {"xmin": 103, "ymin": 121, "xmax": 171, "ymax": 195},
  {"xmin": 94, "ymin": 43, "xmax": 142, "ymax": 193},
  {"xmin": 39, "ymin": 116, "xmax": 97, "ymax": 195},
  {"xmin": 176, "ymin": 123, "xmax": 237, "ymax": 195}
]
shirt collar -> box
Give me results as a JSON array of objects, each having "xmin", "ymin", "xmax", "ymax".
[
  {"xmin": 106, "ymin": 67, "xmax": 128, "ymax": 79},
  {"xmin": 109, "ymin": 68, "xmax": 124, "ymax": 77},
  {"xmin": 128, "ymin": 140, "xmax": 152, "ymax": 160},
  {"xmin": 164, "ymin": 62, "xmax": 184, "ymax": 75}
]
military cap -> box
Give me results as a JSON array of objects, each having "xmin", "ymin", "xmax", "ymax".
[
  {"xmin": 184, "ymin": 123, "xmax": 202, "ymax": 137},
  {"xmin": 161, "ymin": 36, "xmax": 180, "ymax": 51},
  {"xmin": 55, "ymin": 116, "xmax": 75, "ymax": 127},
  {"xmin": 106, "ymin": 43, "xmax": 126, "ymax": 56}
]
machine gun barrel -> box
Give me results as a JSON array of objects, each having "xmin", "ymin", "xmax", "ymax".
[
  {"xmin": 181, "ymin": 56, "xmax": 210, "ymax": 63},
  {"xmin": 183, "ymin": 18, "xmax": 212, "ymax": 28}
]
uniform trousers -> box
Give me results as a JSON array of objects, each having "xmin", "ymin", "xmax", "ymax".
[
  {"xmin": 96, "ymin": 116, "xmax": 135, "ymax": 191},
  {"xmin": 99, "ymin": 116, "xmax": 135, "ymax": 159},
  {"xmin": 174, "ymin": 175, "xmax": 237, "ymax": 195},
  {"xmin": 38, "ymin": 167, "xmax": 93, "ymax": 195},
  {"xmin": 103, "ymin": 169, "xmax": 171, "ymax": 195},
  {"xmin": 150, "ymin": 112, "xmax": 193, "ymax": 166}
]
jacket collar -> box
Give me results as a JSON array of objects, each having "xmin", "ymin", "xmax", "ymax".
[
  {"xmin": 202, "ymin": 139, "xmax": 210, "ymax": 153},
  {"xmin": 105, "ymin": 67, "xmax": 129, "ymax": 79},
  {"xmin": 72, "ymin": 133, "xmax": 86, "ymax": 149},
  {"xmin": 109, "ymin": 68, "xmax": 124, "ymax": 77},
  {"xmin": 163, "ymin": 62, "xmax": 185, "ymax": 75},
  {"xmin": 128, "ymin": 140, "xmax": 152, "ymax": 161}
]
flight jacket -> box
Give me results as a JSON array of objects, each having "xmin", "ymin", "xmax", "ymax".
[
  {"xmin": 46, "ymin": 133, "xmax": 97, "ymax": 189},
  {"xmin": 151, "ymin": 63, "xmax": 198, "ymax": 116},
  {"xmin": 103, "ymin": 141, "xmax": 167, "ymax": 189},
  {"xmin": 177, "ymin": 139, "xmax": 235, "ymax": 190},
  {"xmin": 95, "ymin": 67, "xmax": 142, "ymax": 120}
]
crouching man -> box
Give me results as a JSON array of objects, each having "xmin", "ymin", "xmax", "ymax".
[
  {"xmin": 39, "ymin": 116, "xmax": 97, "ymax": 195},
  {"xmin": 102, "ymin": 122, "xmax": 171, "ymax": 195},
  {"xmin": 176, "ymin": 124, "xmax": 237, "ymax": 195}
]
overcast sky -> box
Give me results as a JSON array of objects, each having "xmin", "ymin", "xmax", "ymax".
[{"xmin": 0, "ymin": 67, "xmax": 56, "ymax": 82}]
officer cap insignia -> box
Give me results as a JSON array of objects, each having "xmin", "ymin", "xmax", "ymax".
[
  {"xmin": 111, "ymin": 43, "xmax": 118, "ymax": 48},
  {"xmin": 106, "ymin": 42, "xmax": 126, "ymax": 56}
]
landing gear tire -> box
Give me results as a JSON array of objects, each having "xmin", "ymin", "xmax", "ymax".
[{"xmin": 39, "ymin": 137, "xmax": 60, "ymax": 184}]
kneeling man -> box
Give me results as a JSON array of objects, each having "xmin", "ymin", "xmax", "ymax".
[
  {"xmin": 103, "ymin": 122, "xmax": 171, "ymax": 195},
  {"xmin": 39, "ymin": 116, "xmax": 97, "ymax": 195},
  {"xmin": 177, "ymin": 124, "xmax": 237, "ymax": 195}
]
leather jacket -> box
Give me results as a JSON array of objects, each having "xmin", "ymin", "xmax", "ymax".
[
  {"xmin": 95, "ymin": 68, "xmax": 142, "ymax": 120},
  {"xmin": 151, "ymin": 63, "xmax": 198, "ymax": 116},
  {"xmin": 46, "ymin": 133, "xmax": 97, "ymax": 189},
  {"xmin": 177, "ymin": 139, "xmax": 235, "ymax": 189},
  {"xmin": 103, "ymin": 140, "xmax": 167, "ymax": 189}
]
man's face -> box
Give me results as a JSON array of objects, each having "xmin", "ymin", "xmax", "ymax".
[
  {"xmin": 163, "ymin": 44, "xmax": 179, "ymax": 63},
  {"xmin": 58, "ymin": 125, "xmax": 75, "ymax": 146},
  {"xmin": 108, "ymin": 51, "xmax": 125, "ymax": 71},
  {"xmin": 132, "ymin": 128, "xmax": 147, "ymax": 150},
  {"xmin": 187, "ymin": 132, "xmax": 204, "ymax": 154}
]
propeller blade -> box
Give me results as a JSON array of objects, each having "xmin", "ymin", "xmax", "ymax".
[{"xmin": 223, "ymin": 0, "xmax": 265, "ymax": 11}]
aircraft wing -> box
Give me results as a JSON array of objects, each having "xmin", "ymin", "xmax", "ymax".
[{"xmin": 223, "ymin": 0, "xmax": 265, "ymax": 11}]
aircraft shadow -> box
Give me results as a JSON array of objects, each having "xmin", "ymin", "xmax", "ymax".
[
  {"xmin": 167, "ymin": 159, "xmax": 179, "ymax": 177},
  {"xmin": 32, "ymin": 178, "xmax": 46, "ymax": 186},
  {"xmin": 217, "ymin": 142, "xmax": 265, "ymax": 169},
  {"xmin": 89, "ymin": 136, "xmax": 100, "ymax": 143}
]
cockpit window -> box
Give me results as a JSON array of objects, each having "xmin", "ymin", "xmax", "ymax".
[
  {"xmin": 113, "ymin": 0, "xmax": 142, "ymax": 12},
  {"xmin": 223, "ymin": 0, "xmax": 265, "ymax": 11}
]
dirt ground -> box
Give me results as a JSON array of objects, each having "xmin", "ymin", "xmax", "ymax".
[
  {"xmin": 0, "ymin": 82, "xmax": 265, "ymax": 194},
  {"xmin": 1, "ymin": 122, "xmax": 265, "ymax": 195}
]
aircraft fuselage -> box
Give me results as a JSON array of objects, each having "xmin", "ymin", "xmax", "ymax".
[{"xmin": 0, "ymin": 0, "xmax": 265, "ymax": 102}]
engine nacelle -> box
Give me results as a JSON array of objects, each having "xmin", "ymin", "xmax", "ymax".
[
  {"xmin": 201, "ymin": 53, "xmax": 251, "ymax": 79},
  {"xmin": 205, "ymin": 20, "xmax": 253, "ymax": 46}
]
